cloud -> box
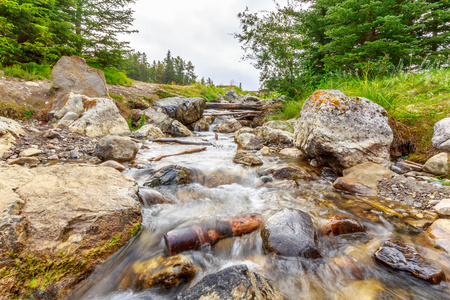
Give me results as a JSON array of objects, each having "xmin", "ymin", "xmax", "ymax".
[{"xmin": 120, "ymin": 0, "xmax": 285, "ymax": 90}]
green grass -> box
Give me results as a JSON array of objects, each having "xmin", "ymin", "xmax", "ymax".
[
  {"xmin": 271, "ymin": 67, "xmax": 450, "ymax": 155},
  {"xmin": 100, "ymin": 67, "xmax": 133, "ymax": 86},
  {"xmin": 2, "ymin": 63, "xmax": 52, "ymax": 80},
  {"xmin": 160, "ymin": 83, "xmax": 262, "ymax": 102}
]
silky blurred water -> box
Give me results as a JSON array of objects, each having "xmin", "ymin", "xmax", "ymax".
[{"xmin": 71, "ymin": 131, "xmax": 450, "ymax": 300}]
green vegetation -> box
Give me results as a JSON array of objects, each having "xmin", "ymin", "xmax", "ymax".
[
  {"xmin": 2, "ymin": 63, "xmax": 52, "ymax": 80},
  {"xmin": 160, "ymin": 83, "xmax": 256, "ymax": 102},
  {"xmin": 22, "ymin": 109, "xmax": 35, "ymax": 120},
  {"xmin": 236, "ymin": 0, "xmax": 450, "ymax": 97},
  {"xmin": 0, "ymin": 0, "xmax": 136, "ymax": 67},
  {"xmin": 130, "ymin": 223, "xmax": 141, "ymax": 237},
  {"xmin": 99, "ymin": 67, "xmax": 133, "ymax": 86},
  {"xmin": 127, "ymin": 115, "xmax": 146, "ymax": 132}
]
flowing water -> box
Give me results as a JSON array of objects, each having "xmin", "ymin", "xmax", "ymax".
[{"xmin": 71, "ymin": 128, "xmax": 450, "ymax": 299}]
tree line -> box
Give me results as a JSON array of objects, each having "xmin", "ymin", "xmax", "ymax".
[
  {"xmin": 119, "ymin": 50, "xmax": 197, "ymax": 85},
  {"xmin": 235, "ymin": 0, "xmax": 450, "ymax": 97},
  {"xmin": 0, "ymin": 0, "xmax": 198, "ymax": 85}
]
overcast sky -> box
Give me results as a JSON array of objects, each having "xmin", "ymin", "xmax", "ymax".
[{"xmin": 122, "ymin": 0, "xmax": 288, "ymax": 91}]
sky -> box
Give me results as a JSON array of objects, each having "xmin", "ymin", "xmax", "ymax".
[{"xmin": 121, "ymin": 0, "xmax": 288, "ymax": 91}]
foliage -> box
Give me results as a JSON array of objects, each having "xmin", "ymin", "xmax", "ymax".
[
  {"xmin": 2, "ymin": 63, "xmax": 52, "ymax": 80},
  {"xmin": 23, "ymin": 109, "xmax": 35, "ymax": 120},
  {"xmin": 235, "ymin": 0, "xmax": 450, "ymax": 96},
  {"xmin": 272, "ymin": 66, "xmax": 450, "ymax": 154},
  {"xmin": 95, "ymin": 66, "xmax": 133, "ymax": 86},
  {"xmin": 72, "ymin": 0, "xmax": 137, "ymax": 67},
  {"xmin": 0, "ymin": 0, "xmax": 77, "ymax": 65},
  {"xmin": 146, "ymin": 50, "xmax": 197, "ymax": 85},
  {"xmin": 0, "ymin": 0, "xmax": 138, "ymax": 68},
  {"xmin": 161, "ymin": 83, "xmax": 252, "ymax": 102}
]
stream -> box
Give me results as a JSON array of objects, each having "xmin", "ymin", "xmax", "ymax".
[{"xmin": 70, "ymin": 123, "xmax": 450, "ymax": 299}]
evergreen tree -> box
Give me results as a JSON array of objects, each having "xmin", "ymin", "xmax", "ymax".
[
  {"xmin": 0, "ymin": 0, "xmax": 76, "ymax": 64},
  {"xmin": 71, "ymin": 0, "xmax": 138, "ymax": 67},
  {"xmin": 185, "ymin": 61, "xmax": 196, "ymax": 84},
  {"xmin": 162, "ymin": 50, "xmax": 176, "ymax": 84}
]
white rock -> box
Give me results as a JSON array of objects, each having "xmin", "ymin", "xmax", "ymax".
[
  {"xmin": 135, "ymin": 124, "xmax": 166, "ymax": 139},
  {"xmin": 19, "ymin": 148, "xmax": 42, "ymax": 157},
  {"xmin": 432, "ymin": 117, "xmax": 450, "ymax": 152},
  {"xmin": 422, "ymin": 153, "xmax": 449, "ymax": 175},
  {"xmin": 294, "ymin": 90, "xmax": 393, "ymax": 173},
  {"xmin": 0, "ymin": 117, "xmax": 25, "ymax": 157},
  {"xmin": 49, "ymin": 93, "xmax": 129, "ymax": 137},
  {"xmin": 433, "ymin": 199, "xmax": 450, "ymax": 217}
]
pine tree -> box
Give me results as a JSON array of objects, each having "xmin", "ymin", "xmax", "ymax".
[
  {"xmin": 162, "ymin": 50, "xmax": 176, "ymax": 84},
  {"xmin": 71, "ymin": 0, "xmax": 138, "ymax": 67}
]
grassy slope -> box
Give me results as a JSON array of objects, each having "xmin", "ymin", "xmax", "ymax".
[{"xmin": 278, "ymin": 69, "xmax": 450, "ymax": 161}]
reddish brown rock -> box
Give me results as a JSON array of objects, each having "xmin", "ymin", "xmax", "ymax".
[{"xmin": 321, "ymin": 215, "xmax": 365, "ymax": 236}]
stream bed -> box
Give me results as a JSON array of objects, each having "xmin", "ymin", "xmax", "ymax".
[{"xmin": 71, "ymin": 130, "xmax": 450, "ymax": 300}]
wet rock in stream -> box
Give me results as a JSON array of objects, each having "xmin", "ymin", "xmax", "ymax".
[
  {"xmin": 320, "ymin": 215, "xmax": 365, "ymax": 236},
  {"xmin": 233, "ymin": 150, "xmax": 263, "ymax": 166},
  {"xmin": 373, "ymin": 240, "xmax": 446, "ymax": 284},
  {"xmin": 144, "ymin": 165, "xmax": 195, "ymax": 187},
  {"xmin": 178, "ymin": 265, "xmax": 283, "ymax": 300},
  {"xmin": 120, "ymin": 254, "xmax": 196, "ymax": 290},
  {"xmin": 261, "ymin": 208, "xmax": 321, "ymax": 259}
]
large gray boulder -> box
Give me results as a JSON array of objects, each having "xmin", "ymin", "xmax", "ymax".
[
  {"xmin": 49, "ymin": 93, "xmax": 129, "ymax": 137},
  {"xmin": 0, "ymin": 117, "xmax": 25, "ymax": 157},
  {"xmin": 154, "ymin": 97, "xmax": 206, "ymax": 125},
  {"xmin": 52, "ymin": 56, "xmax": 108, "ymax": 97},
  {"xmin": 178, "ymin": 265, "xmax": 283, "ymax": 300},
  {"xmin": 294, "ymin": 90, "xmax": 393, "ymax": 173},
  {"xmin": 432, "ymin": 117, "xmax": 450, "ymax": 152},
  {"xmin": 144, "ymin": 107, "xmax": 193, "ymax": 137},
  {"xmin": 94, "ymin": 135, "xmax": 139, "ymax": 162},
  {"xmin": 0, "ymin": 164, "xmax": 141, "ymax": 297}
]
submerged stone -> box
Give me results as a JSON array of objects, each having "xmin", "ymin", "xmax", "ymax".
[
  {"xmin": 373, "ymin": 240, "xmax": 446, "ymax": 284},
  {"xmin": 121, "ymin": 254, "xmax": 196, "ymax": 290},
  {"xmin": 320, "ymin": 215, "xmax": 365, "ymax": 236},
  {"xmin": 177, "ymin": 265, "xmax": 283, "ymax": 300}
]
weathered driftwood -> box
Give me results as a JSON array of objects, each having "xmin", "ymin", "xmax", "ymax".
[
  {"xmin": 148, "ymin": 147, "xmax": 207, "ymax": 162},
  {"xmin": 205, "ymin": 103, "xmax": 263, "ymax": 110},
  {"xmin": 151, "ymin": 138, "xmax": 211, "ymax": 146},
  {"xmin": 203, "ymin": 111, "xmax": 259, "ymax": 117},
  {"xmin": 164, "ymin": 214, "xmax": 262, "ymax": 255},
  {"xmin": 402, "ymin": 160, "xmax": 423, "ymax": 172}
]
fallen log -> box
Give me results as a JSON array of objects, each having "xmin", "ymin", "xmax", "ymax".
[
  {"xmin": 205, "ymin": 103, "xmax": 263, "ymax": 110},
  {"xmin": 164, "ymin": 214, "xmax": 262, "ymax": 255},
  {"xmin": 148, "ymin": 147, "xmax": 207, "ymax": 162},
  {"xmin": 203, "ymin": 111, "xmax": 259, "ymax": 117},
  {"xmin": 151, "ymin": 138, "xmax": 211, "ymax": 146}
]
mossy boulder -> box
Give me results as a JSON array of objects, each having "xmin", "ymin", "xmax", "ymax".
[{"xmin": 0, "ymin": 164, "xmax": 141, "ymax": 298}]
